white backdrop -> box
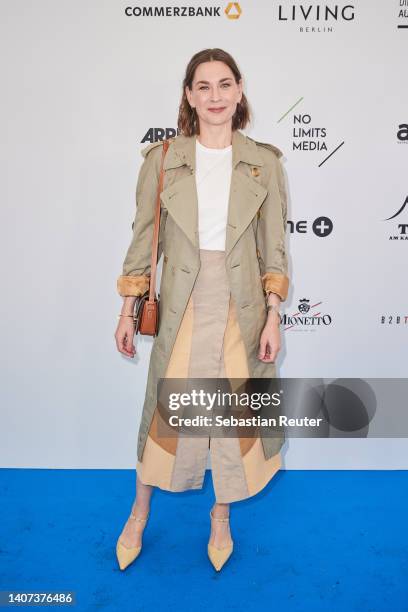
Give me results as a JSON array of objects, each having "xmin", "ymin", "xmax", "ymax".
[{"xmin": 1, "ymin": 0, "xmax": 407, "ymax": 469}]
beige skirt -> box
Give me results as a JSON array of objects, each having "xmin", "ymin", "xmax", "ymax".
[{"xmin": 136, "ymin": 249, "xmax": 281, "ymax": 503}]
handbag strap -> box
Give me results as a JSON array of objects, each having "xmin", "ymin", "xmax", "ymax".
[{"xmin": 148, "ymin": 138, "xmax": 171, "ymax": 302}]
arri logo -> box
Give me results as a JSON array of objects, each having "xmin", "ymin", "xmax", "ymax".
[
  {"xmin": 141, "ymin": 128, "xmax": 181, "ymax": 144},
  {"xmin": 384, "ymin": 197, "xmax": 408, "ymax": 240},
  {"xmin": 281, "ymin": 298, "xmax": 333, "ymax": 331}
]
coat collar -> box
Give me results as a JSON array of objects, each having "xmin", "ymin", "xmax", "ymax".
[
  {"xmin": 160, "ymin": 129, "xmax": 269, "ymax": 258},
  {"xmin": 163, "ymin": 129, "xmax": 265, "ymax": 171}
]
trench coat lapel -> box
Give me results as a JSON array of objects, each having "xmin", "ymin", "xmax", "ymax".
[{"xmin": 160, "ymin": 129, "xmax": 268, "ymax": 257}]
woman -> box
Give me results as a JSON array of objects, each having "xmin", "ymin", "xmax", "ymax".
[{"xmin": 114, "ymin": 48, "xmax": 290, "ymax": 572}]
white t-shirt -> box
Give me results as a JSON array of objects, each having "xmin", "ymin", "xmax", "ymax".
[{"xmin": 195, "ymin": 138, "xmax": 232, "ymax": 250}]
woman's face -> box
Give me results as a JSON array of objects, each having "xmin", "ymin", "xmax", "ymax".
[{"xmin": 186, "ymin": 60, "xmax": 242, "ymax": 130}]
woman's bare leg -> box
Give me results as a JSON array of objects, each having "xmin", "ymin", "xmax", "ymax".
[
  {"xmin": 118, "ymin": 473, "xmax": 153, "ymax": 548},
  {"xmin": 209, "ymin": 502, "xmax": 233, "ymax": 548}
]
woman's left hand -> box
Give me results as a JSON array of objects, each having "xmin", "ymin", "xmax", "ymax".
[{"xmin": 258, "ymin": 318, "xmax": 281, "ymax": 363}]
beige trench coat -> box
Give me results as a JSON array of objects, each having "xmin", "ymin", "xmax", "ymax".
[{"xmin": 117, "ymin": 129, "xmax": 290, "ymax": 462}]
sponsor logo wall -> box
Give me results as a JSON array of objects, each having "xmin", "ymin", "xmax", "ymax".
[
  {"xmin": 2, "ymin": 0, "xmax": 406, "ymax": 468},
  {"xmin": 137, "ymin": 1, "xmax": 407, "ymax": 384}
]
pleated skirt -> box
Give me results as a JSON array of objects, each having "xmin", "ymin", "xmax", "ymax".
[{"xmin": 136, "ymin": 249, "xmax": 281, "ymax": 503}]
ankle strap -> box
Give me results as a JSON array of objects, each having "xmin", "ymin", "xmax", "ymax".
[
  {"xmin": 130, "ymin": 511, "xmax": 149, "ymax": 522},
  {"xmin": 210, "ymin": 510, "xmax": 230, "ymax": 522}
]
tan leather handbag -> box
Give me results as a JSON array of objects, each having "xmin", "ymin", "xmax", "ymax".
[{"xmin": 133, "ymin": 139, "xmax": 171, "ymax": 336}]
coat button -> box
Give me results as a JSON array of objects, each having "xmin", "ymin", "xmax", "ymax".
[
  {"xmin": 256, "ymin": 249, "xmax": 261, "ymax": 258},
  {"xmin": 257, "ymin": 210, "xmax": 261, "ymax": 218},
  {"xmin": 251, "ymin": 167, "xmax": 260, "ymax": 177},
  {"xmin": 164, "ymin": 255, "xmax": 168, "ymax": 263}
]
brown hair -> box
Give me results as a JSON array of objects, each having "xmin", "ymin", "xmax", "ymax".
[{"xmin": 177, "ymin": 48, "xmax": 251, "ymax": 136}]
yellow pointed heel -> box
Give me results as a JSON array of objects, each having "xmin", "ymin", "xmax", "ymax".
[
  {"xmin": 116, "ymin": 510, "xmax": 149, "ymax": 571},
  {"xmin": 207, "ymin": 510, "xmax": 234, "ymax": 571}
]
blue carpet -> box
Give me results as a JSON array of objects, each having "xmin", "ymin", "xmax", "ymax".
[{"xmin": 0, "ymin": 469, "xmax": 407, "ymax": 611}]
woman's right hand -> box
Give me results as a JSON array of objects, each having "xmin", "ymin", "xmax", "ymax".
[{"xmin": 115, "ymin": 318, "xmax": 137, "ymax": 358}]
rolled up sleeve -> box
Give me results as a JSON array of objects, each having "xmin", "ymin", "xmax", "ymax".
[
  {"xmin": 117, "ymin": 146, "xmax": 163, "ymax": 297},
  {"xmin": 257, "ymin": 156, "xmax": 289, "ymax": 302}
]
